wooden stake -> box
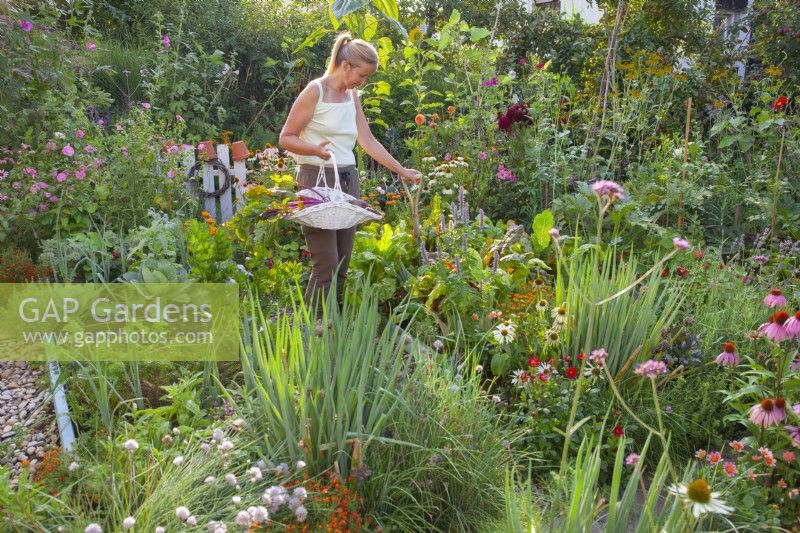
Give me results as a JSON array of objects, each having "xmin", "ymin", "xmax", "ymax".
[{"xmin": 677, "ymin": 97, "xmax": 692, "ymax": 229}]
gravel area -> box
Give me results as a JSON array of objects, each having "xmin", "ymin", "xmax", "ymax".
[{"xmin": 0, "ymin": 361, "xmax": 59, "ymax": 486}]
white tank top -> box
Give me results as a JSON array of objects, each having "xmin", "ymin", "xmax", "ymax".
[{"xmin": 295, "ymin": 79, "xmax": 358, "ymax": 166}]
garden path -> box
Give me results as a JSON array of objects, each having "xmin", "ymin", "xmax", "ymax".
[{"xmin": 0, "ymin": 361, "xmax": 59, "ymax": 486}]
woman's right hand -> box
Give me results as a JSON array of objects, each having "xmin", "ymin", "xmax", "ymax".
[{"xmin": 316, "ymin": 141, "xmax": 332, "ymax": 160}]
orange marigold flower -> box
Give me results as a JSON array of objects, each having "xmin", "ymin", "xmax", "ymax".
[
  {"xmin": 414, "ymin": 113, "xmax": 426, "ymax": 125},
  {"xmin": 201, "ymin": 210, "xmax": 211, "ymax": 218},
  {"xmin": 209, "ymin": 227, "xmax": 217, "ymax": 236},
  {"xmin": 447, "ymin": 105, "xmax": 456, "ymax": 114}
]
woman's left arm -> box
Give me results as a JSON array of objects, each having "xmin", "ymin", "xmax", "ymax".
[{"xmin": 353, "ymin": 90, "xmax": 421, "ymax": 184}]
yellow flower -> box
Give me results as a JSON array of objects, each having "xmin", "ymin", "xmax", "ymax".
[{"xmin": 765, "ymin": 66, "xmax": 783, "ymax": 77}]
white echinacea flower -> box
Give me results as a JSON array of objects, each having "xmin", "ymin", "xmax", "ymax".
[
  {"xmin": 668, "ymin": 479, "xmax": 733, "ymax": 518},
  {"xmin": 492, "ymin": 321, "xmax": 516, "ymax": 344}
]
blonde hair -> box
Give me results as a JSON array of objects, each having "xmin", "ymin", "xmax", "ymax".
[{"xmin": 325, "ymin": 32, "xmax": 378, "ymax": 75}]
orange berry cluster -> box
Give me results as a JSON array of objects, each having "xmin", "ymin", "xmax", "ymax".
[
  {"xmin": 32, "ymin": 448, "xmax": 64, "ymax": 485},
  {"xmin": 0, "ymin": 249, "xmax": 52, "ymax": 282}
]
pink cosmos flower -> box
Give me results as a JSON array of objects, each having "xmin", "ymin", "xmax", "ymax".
[
  {"xmin": 759, "ymin": 311, "xmax": 791, "ymax": 342},
  {"xmin": 20, "ymin": 20, "xmax": 33, "ymax": 32},
  {"xmin": 749, "ymin": 398, "xmax": 787, "ymax": 428},
  {"xmin": 589, "ymin": 348, "xmax": 608, "ymax": 366},
  {"xmin": 591, "ymin": 180, "xmax": 625, "ymax": 202},
  {"xmin": 723, "ymin": 462, "xmax": 737, "ymax": 477},
  {"xmin": 76, "ymin": 129, "xmax": 85, "ymax": 139},
  {"xmin": 764, "ymin": 289, "xmax": 787, "ymax": 308},
  {"xmin": 162, "ymin": 35, "xmax": 171, "ymax": 48},
  {"xmin": 444, "ymin": 152, "xmax": 452, "ymax": 162},
  {"xmin": 707, "ymin": 451, "xmax": 722, "ymax": 465},
  {"xmin": 497, "ymin": 163, "xmax": 517, "ymax": 183},
  {"xmin": 141, "ymin": 102, "xmax": 151, "ymax": 109},
  {"xmin": 783, "ymin": 311, "xmax": 800, "ymax": 338},
  {"xmin": 86, "ymin": 41, "xmax": 97, "ymax": 52},
  {"xmin": 672, "ymin": 237, "xmax": 690, "ymax": 250},
  {"xmin": 715, "ymin": 342, "xmax": 739, "ymax": 366},
  {"xmin": 634, "ymin": 359, "xmax": 667, "ymax": 378},
  {"xmin": 625, "ymin": 453, "xmax": 640, "ymax": 466},
  {"xmin": 62, "ymin": 145, "xmax": 75, "ymax": 157}
]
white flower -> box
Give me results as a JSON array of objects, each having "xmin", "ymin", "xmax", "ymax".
[
  {"xmin": 511, "ymin": 93, "xmax": 520, "ymax": 104},
  {"xmin": 492, "ymin": 322, "xmax": 516, "ymax": 344},
  {"xmin": 433, "ymin": 339, "xmax": 445, "ymax": 351},
  {"xmin": 449, "ymin": 384, "xmax": 459, "ymax": 393},
  {"xmin": 204, "ymin": 475, "xmax": 216, "ymax": 485},
  {"xmin": 186, "ymin": 516, "xmax": 197, "ymax": 526},
  {"xmin": 218, "ymin": 439, "xmax": 234, "ymax": 451},
  {"xmin": 161, "ymin": 434, "xmax": 173, "ymax": 445},
  {"xmin": 122, "ymin": 439, "xmax": 139, "ymax": 451},
  {"xmin": 422, "ymin": 156, "xmax": 437, "ymax": 162},
  {"xmin": 176, "ymin": 506, "xmax": 191, "ymax": 520},
  {"xmin": 54, "ymin": 132, "xmax": 66, "ymax": 139},
  {"xmin": 668, "ymin": 479, "xmax": 733, "ymax": 518},
  {"xmin": 235, "ymin": 510, "xmax": 252, "ymax": 527},
  {"xmin": 212, "ymin": 428, "xmax": 224, "ymax": 442},
  {"xmin": 172, "ymin": 456, "xmax": 184, "ymax": 466},
  {"xmin": 288, "ymin": 496, "xmax": 302, "ymax": 511},
  {"xmin": 208, "ymin": 521, "xmax": 227, "ymax": 533},
  {"xmin": 535, "ymin": 299, "xmax": 548, "ymax": 313},
  {"xmin": 84, "ymin": 524, "xmax": 102, "ymax": 533},
  {"xmin": 200, "ymin": 442, "xmax": 210, "ymax": 452},
  {"xmin": 68, "ymin": 461, "xmax": 80, "ymax": 472},
  {"xmin": 248, "ymin": 466, "xmax": 263, "ymax": 482},
  {"xmin": 295, "ymin": 504, "xmax": 308, "ymax": 523},
  {"xmin": 491, "ymin": 395, "xmax": 502, "ymax": 403},
  {"xmin": 296, "ymin": 460, "xmax": 306, "ymax": 470},
  {"xmin": 293, "ymin": 487, "xmax": 308, "ymax": 500},
  {"xmin": 274, "ymin": 463, "xmax": 289, "ymax": 476},
  {"xmin": 122, "ymin": 517, "xmax": 135, "ymax": 530},
  {"xmin": 155, "ymin": 527, "xmax": 165, "ymax": 533},
  {"xmin": 441, "ymin": 188, "xmax": 453, "ymax": 195},
  {"xmin": 225, "ymin": 473, "xmax": 238, "ymax": 486},
  {"xmin": 511, "ymin": 369, "xmax": 530, "ymax": 387},
  {"xmin": 231, "ymin": 418, "xmax": 246, "ymax": 430},
  {"xmin": 232, "ymin": 495, "xmax": 242, "ymax": 504},
  {"xmin": 475, "ymin": 364, "xmax": 484, "ymax": 374},
  {"xmin": 507, "ymin": 70, "xmax": 517, "ymax": 79},
  {"xmin": 249, "ymin": 506, "xmax": 269, "ymax": 522}
]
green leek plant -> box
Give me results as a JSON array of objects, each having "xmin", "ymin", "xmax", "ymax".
[
  {"xmin": 498, "ymin": 433, "xmax": 693, "ymax": 532},
  {"xmin": 237, "ymin": 282, "xmax": 414, "ymax": 477}
]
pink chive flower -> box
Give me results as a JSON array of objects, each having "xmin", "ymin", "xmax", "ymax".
[
  {"xmin": 116, "ymin": 123, "xmax": 124, "ymax": 132},
  {"xmin": 764, "ymin": 289, "xmax": 787, "ymax": 308},
  {"xmin": 518, "ymin": 57, "xmax": 527, "ymax": 65},
  {"xmin": 62, "ymin": 145, "xmax": 75, "ymax": 157},
  {"xmin": 84, "ymin": 145, "xmax": 95, "ymax": 153},
  {"xmin": 634, "ymin": 359, "xmax": 667, "ymax": 378},
  {"xmin": 707, "ymin": 451, "xmax": 722, "ymax": 465},
  {"xmin": 162, "ymin": 35, "xmax": 171, "ymax": 47},
  {"xmin": 783, "ymin": 451, "xmax": 796, "ymax": 462},
  {"xmin": 549, "ymin": 228, "xmax": 560, "ymax": 239},
  {"xmin": 20, "ymin": 20, "xmax": 33, "ymax": 32},
  {"xmin": 141, "ymin": 102, "xmax": 151, "ymax": 109},
  {"xmin": 86, "ymin": 41, "xmax": 97, "ymax": 52},
  {"xmin": 46, "ymin": 141, "xmax": 57, "ymax": 151},
  {"xmin": 478, "ymin": 151, "xmax": 487, "ymax": 160},
  {"xmin": 75, "ymin": 130, "xmax": 85, "ymax": 139},
  {"xmin": 22, "ymin": 167, "xmax": 37, "ymax": 178},
  {"xmin": 56, "ymin": 172, "xmax": 68, "ymax": 183},
  {"xmin": 482, "ymin": 77, "xmax": 498, "ymax": 87},
  {"xmin": 783, "ymin": 311, "xmax": 800, "ymax": 338},
  {"xmin": 444, "ymin": 152, "xmax": 452, "ymax": 162},
  {"xmin": 75, "ymin": 169, "xmax": 86, "ymax": 180},
  {"xmin": 723, "ymin": 462, "xmax": 737, "ymax": 477},
  {"xmin": 672, "ymin": 237, "xmax": 690, "ymax": 250},
  {"xmin": 625, "ymin": 453, "xmax": 640, "ymax": 466},
  {"xmin": 759, "ymin": 311, "xmax": 791, "ymax": 342},
  {"xmin": 589, "ymin": 348, "xmax": 608, "ymax": 366},
  {"xmin": 715, "ymin": 342, "xmax": 740, "ymax": 366},
  {"xmin": 749, "ymin": 398, "xmax": 787, "ymax": 428},
  {"xmin": 591, "ymin": 180, "xmax": 625, "ymax": 202},
  {"xmin": 176, "ymin": 114, "xmax": 184, "ymax": 122}
]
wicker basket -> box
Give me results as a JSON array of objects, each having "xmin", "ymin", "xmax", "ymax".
[{"xmin": 286, "ymin": 152, "xmax": 382, "ymax": 230}]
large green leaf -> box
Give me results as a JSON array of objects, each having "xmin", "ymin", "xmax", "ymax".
[
  {"xmin": 331, "ymin": 0, "xmax": 370, "ymax": 20},
  {"xmin": 294, "ymin": 27, "xmax": 330, "ymax": 54},
  {"xmin": 532, "ymin": 209, "xmax": 555, "ymax": 250}
]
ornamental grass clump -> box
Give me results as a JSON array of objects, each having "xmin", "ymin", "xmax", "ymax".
[{"xmin": 238, "ymin": 281, "xmax": 412, "ymax": 478}]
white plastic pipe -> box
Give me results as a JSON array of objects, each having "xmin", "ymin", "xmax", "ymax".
[{"xmin": 48, "ymin": 361, "xmax": 76, "ymax": 452}]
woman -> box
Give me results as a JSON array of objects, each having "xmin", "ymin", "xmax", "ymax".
[{"xmin": 279, "ymin": 33, "xmax": 422, "ymax": 309}]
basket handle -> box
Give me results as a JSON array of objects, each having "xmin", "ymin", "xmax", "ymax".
[{"xmin": 314, "ymin": 150, "xmax": 342, "ymax": 192}]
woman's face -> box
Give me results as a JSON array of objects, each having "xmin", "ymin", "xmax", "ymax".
[{"xmin": 342, "ymin": 61, "xmax": 377, "ymax": 89}]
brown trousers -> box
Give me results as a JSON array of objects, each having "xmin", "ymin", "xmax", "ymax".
[{"xmin": 296, "ymin": 164, "xmax": 360, "ymax": 310}]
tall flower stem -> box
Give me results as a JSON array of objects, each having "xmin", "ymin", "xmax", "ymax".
[{"xmin": 650, "ymin": 376, "xmax": 677, "ymax": 479}]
